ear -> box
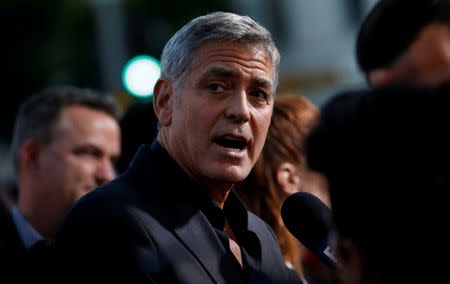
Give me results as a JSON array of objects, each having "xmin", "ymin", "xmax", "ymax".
[
  {"xmin": 368, "ymin": 68, "xmax": 398, "ymax": 86},
  {"xmin": 153, "ymin": 79, "xmax": 173, "ymax": 127},
  {"xmin": 368, "ymin": 50, "xmax": 417, "ymax": 87},
  {"xmin": 336, "ymin": 238, "xmax": 365, "ymax": 284},
  {"xmin": 276, "ymin": 162, "xmax": 301, "ymax": 196},
  {"xmin": 19, "ymin": 139, "xmax": 41, "ymax": 173}
]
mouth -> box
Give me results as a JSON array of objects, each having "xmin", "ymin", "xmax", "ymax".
[{"xmin": 213, "ymin": 135, "xmax": 249, "ymax": 151}]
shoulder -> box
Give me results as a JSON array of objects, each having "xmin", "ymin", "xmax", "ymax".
[
  {"xmin": 0, "ymin": 208, "xmax": 25, "ymax": 267},
  {"xmin": 56, "ymin": 177, "xmax": 149, "ymax": 240},
  {"xmin": 0, "ymin": 200, "xmax": 23, "ymax": 251}
]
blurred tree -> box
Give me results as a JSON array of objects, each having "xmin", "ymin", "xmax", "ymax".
[
  {"xmin": 0, "ymin": 0, "xmax": 233, "ymax": 141},
  {"xmin": 0, "ymin": 0, "xmax": 98, "ymax": 141}
]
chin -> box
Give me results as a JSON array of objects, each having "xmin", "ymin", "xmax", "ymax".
[
  {"xmin": 219, "ymin": 167, "xmax": 251, "ymax": 183},
  {"xmin": 205, "ymin": 161, "xmax": 252, "ymax": 183}
]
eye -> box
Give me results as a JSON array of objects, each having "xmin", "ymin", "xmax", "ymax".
[
  {"xmin": 208, "ymin": 83, "xmax": 224, "ymax": 92},
  {"xmin": 73, "ymin": 145, "xmax": 103, "ymax": 159},
  {"xmin": 249, "ymin": 89, "xmax": 267, "ymax": 100}
]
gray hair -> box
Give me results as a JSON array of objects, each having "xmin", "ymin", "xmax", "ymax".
[
  {"xmin": 160, "ymin": 11, "xmax": 280, "ymax": 93},
  {"xmin": 10, "ymin": 85, "xmax": 121, "ymax": 174}
]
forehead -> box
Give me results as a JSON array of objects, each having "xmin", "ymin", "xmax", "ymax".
[
  {"xmin": 54, "ymin": 105, "xmax": 117, "ymax": 135},
  {"xmin": 409, "ymin": 23, "xmax": 450, "ymax": 64},
  {"xmin": 188, "ymin": 41, "xmax": 275, "ymax": 84},
  {"xmin": 415, "ymin": 22, "xmax": 450, "ymax": 42}
]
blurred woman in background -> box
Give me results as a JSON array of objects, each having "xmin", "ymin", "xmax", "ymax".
[{"xmin": 236, "ymin": 94, "xmax": 330, "ymax": 283}]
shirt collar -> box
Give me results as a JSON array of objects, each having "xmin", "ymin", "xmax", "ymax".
[
  {"xmin": 11, "ymin": 206, "xmax": 45, "ymax": 249},
  {"xmin": 201, "ymin": 190, "xmax": 249, "ymax": 233},
  {"xmin": 143, "ymin": 141, "xmax": 250, "ymax": 233}
]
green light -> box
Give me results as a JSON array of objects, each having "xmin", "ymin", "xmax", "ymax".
[{"xmin": 122, "ymin": 55, "xmax": 161, "ymax": 99}]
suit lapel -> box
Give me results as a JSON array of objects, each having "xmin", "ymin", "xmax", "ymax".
[
  {"xmin": 128, "ymin": 143, "xmax": 249, "ymax": 283},
  {"xmin": 173, "ymin": 211, "xmax": 226, "ymax": 283}
]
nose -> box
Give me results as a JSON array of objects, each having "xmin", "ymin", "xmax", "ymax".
[
  {"xmin": 225, "ymin": 90, "xmax": 251, "ymax": 123},
  {"xmin": 95, "ymin": 159, "xmax": 116, "ymax": 186}
]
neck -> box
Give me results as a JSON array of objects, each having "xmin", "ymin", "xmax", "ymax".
[
  {"xmin": 18, "ymin": 202, "xmax": 57, "ymax": 239},
  {"xmin": 206, "ymin": 186, "xmax": 232, "ymax": 209},
  {"xmin": 157, "ymin": 135, "xmax": 235, "ymax": 209},
  {"xmin": 17, "ymin": 183, "xmax": 59, "ymax": 239}
]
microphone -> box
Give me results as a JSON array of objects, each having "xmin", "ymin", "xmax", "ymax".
[{"xmin": 281, "ymin": 192, "xmax": 340, "ymax": 269}]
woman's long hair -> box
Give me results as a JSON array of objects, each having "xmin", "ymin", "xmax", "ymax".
[{"xmin": 236, "ymin": 95, "xmax": 319, "ymax": 276}]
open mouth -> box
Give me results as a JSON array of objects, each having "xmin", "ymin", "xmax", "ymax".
[{"xmin": 214, "ymin": 135, "xmax": 248, "ymax": 150}]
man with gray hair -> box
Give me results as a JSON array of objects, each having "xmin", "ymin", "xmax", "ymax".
[
  {"xmin": 54, "ymin": 11, "xmax": 301, "ymax": 283},
  {"xmin": 1, "ymin": 85, "xmax": 121, "ymax": 281}
]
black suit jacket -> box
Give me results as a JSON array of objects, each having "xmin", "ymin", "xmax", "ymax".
[
  {"xmin": 54, "ymin": 142, "xmax": 301, "ymax": 283},
  {"xmin": 0, "ymin": 198, "xmax": 51, "ymax": 282},
  {"xmin": 0, "ymin": 200, "xmax": 26, "ymax": 280}
]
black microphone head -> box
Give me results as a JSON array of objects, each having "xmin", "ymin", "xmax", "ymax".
[{"xmin": 281, "ymin": 192, "xmax": 338, "ymax": 268}]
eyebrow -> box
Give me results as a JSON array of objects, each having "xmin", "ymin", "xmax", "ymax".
[
  {"xmin": 199, "ymin": 66, "xmax": 238, "ymax": 80},
  {"xmin": 253, "ymin": 76, "xmax": 273, "ymax": 91},
  {"xmin": 198, "ymin": 66, "xmax": 273, "ymax": 90}
]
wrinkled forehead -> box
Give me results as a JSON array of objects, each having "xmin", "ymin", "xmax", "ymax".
[
  {"xmin": 192, "ymin": 40, "xmax": 274, "ymax": 64},
  {"xmin": 190, "ymin": 41, "xmax": 276, "ymax": 83}
]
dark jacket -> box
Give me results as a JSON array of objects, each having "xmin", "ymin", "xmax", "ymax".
[
  {"xmin": 0, "ymin": 199, "xmax": 26, "ymax": 281},
  {"xmin": 0, "ymin": 198, "xmax": 49, "ymax": 282},
  {"xmin": 54, "ymin": 142, "xmax": 301, "ymax": 283}
]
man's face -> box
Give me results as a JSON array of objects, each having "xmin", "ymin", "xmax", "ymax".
[
  {"xmin": 370, "ymin": 23, "xmax": 450, "ymax": 86},
  {"xmin": 35, "ymin": 105, "xmax": 121, "ymax": 213},
  {"xmin": 160, "ymin": 41, "xmax": 275, "ymax": 189}
]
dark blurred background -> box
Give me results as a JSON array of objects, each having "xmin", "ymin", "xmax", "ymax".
[{"xmin": 0, "ymin": 0, "xmax": 232, "ymax": 140}]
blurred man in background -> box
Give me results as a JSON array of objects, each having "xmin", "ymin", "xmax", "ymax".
[
  {"xmin": 1, "ymin": 85, "xmax": 120, "ymax": 280},
  {"xmin": 356, "ymin": 0, "xmax": 450, "ymax": 87}
]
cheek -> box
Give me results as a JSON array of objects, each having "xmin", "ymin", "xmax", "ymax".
[
  {"xmin": 38, "ymin": 154, "xmax": 67, "ymax": 179},
  {"xmin": 59, "ymin": 159, "xmax": 95, "ymax": 182},
  {"xmin": 74, "ymin": 162, "xmax": 98, "ymax": 177},
  {"xmin": 437, "ymin": 44, "xmax": 450, "ymax": 70},
  {"xmin": 254, "ymin": 110, "xmax": 272, "ymax": 137},
  {"xmin": 420, "ymin": 42, "xmax": 450, "ymax": 84},
  {"xmin": 252, "ymin": 111, "xmax": 272, "ymax": 154},
  {"xmin": 190, "ymin": 107, "xmax": 218, "ymax": 135}
]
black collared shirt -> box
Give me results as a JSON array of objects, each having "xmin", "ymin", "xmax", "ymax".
[
  {"xmin": 201, "ymin": 191, "xmax": 262, "ymax": 281},
  {"xmin": 150, "ymin": 141, "xmax": 262, "ymax": 271}
]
